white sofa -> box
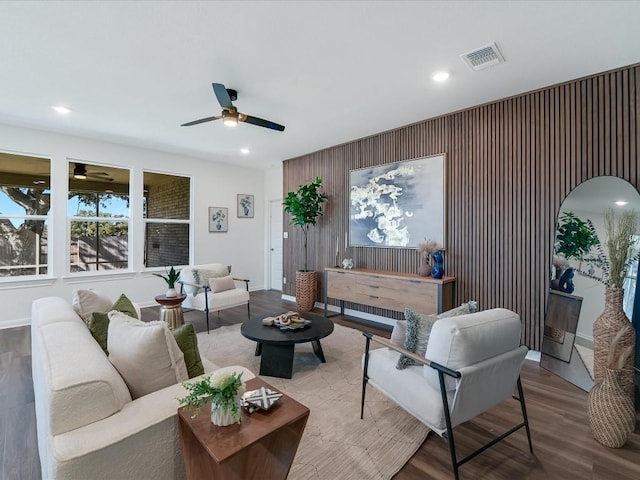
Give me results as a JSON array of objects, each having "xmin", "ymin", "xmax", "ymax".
[
  {"xmin": 31, "ymin": 296, "xmax": 254, "ymax": 480},
  {"xmin": 178, "ymin": 263, "xmax": 251, "ymax": 333}
]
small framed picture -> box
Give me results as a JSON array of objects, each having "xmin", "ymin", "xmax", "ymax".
[
  {"xmin": 237, "ymin": 194, "xmax": 254, "ymax": 218},
  {"xmin": 209, "ymin": 207, "xmax": 228, "ymax": 232}
]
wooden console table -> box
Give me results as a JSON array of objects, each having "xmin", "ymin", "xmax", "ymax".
[
  {"xmin": 178, "ymin": 377, "xmax": 309, "ymax": 480},
  {"xmin": 324, "ymin": 267, "xmax": 455, "ymax": 318}
]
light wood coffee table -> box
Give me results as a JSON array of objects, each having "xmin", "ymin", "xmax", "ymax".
[{"xmin": 178, "ymin": 377, "xmax": 309, "ymax": 480}]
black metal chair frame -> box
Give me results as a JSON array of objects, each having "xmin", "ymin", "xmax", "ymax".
[
  {"xmin": 179, "ymin": 277, "xmax": 251, "ymax": 333},
  {"xmin": 361, "ymin": 332, "xmax": 534, "ymax": 480}
]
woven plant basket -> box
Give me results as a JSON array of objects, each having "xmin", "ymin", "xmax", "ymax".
[
  {"xmin": 593, "ymin": 288, "xmax": 636, "ymax": 398},
  {"xmin": 295, "ymin": 270, "xmax": 317, "ymax": 312},
  {"xmin": 587, "ymin": 368, "xmax": 636, "ymax": 448}
]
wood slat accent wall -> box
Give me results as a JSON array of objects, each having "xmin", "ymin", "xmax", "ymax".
[{"xmin": 283, "ymin": 64, "xmax": 640, "ymax": 350}]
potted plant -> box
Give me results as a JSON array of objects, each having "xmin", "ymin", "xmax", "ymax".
[
  {"xmin": 283, "ymin": 177, "xmax": 328, "ymax": 311},
  {"xmin": 153, "ymin": 266, "xmax": 181, "ymax": 297},
  {"xmin": 178, "ymin": 371, "xmax": 245, "ymax": 426}
]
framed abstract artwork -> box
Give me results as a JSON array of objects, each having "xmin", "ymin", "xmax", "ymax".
[
  {"xmin": 209, "ymin": 207, "xmax": 228, "ymax": 232},
  {"xmin": 349, "ymin": 154, "xmax": 445, "ymax": 248},
  {"xmin": 237, "ymin": 194, "xmax": 254, "ymax": 218}
]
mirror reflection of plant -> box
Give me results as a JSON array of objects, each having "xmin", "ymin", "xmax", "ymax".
[
  {"xmin": 579, "ymin": 211, "xmax": 639, "ymax": 288},
  {"xmin": 555, "ymin": 212, "xmax": 599, "ymax": 260}
]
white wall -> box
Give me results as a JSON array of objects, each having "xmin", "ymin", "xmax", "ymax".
[{"xmin": 0, "ymin": 123, "xmax": 266, "ymax": 327}]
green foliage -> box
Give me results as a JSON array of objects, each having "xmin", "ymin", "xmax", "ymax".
[
  {"xmin": 283, "ymin": 177, "xmax": 328, "ymax": 271},
  {"xmin": 153, "ymin": 266, "xmax": 180, "ymax": 288},
  {"xmin": 555, "ymin": 212, "xmax": 599, "ymax": 260},
  {"xmin": 178, "ymin": 371, "xmax": 244, "ymax": 422}
]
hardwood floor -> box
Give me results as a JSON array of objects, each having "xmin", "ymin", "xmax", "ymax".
[{"xmin": 2, "ymin": 290, "xmax": 639, "ymax": 479}]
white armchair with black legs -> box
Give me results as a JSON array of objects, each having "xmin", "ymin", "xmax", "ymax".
[
  {"xmin": 178, "ymin": 263, "xmax": 250, "ymax": 333},
  {"xmin": 361, "ymin": 308, "xmax": 533, "ymax": 480}
]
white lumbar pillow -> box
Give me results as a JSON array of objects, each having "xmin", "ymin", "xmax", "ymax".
[
  {"xmin": 107, "ymin": 311, "xmax": 188, "ymax": 399},
  {"xmin": 208, "ymin": 275, "xmax": 236, "ymax": 293}
]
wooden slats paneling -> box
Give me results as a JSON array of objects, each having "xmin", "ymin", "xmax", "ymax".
[{"xmin": 283, "ymin": 64, "xmax": 640, "ymax": 350}]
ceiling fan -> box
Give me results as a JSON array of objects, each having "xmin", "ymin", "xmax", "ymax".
[
  {"xmin": 72, "ymin": 163, "xmax": 114, "ymax": 181},
  {"xmin": 181, "ymin": 83, "xmax": 285, "ymax": 132}
]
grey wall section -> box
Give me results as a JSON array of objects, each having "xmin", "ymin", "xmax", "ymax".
[{"xmin": 283, "ymin": 64, "xmax": 640, "ymax": 350}]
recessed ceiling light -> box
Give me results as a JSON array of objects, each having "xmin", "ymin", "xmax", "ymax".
[
  {"xmin": 240, "ymin": 147, "xmax": 251, "ymax": 154},
  {"xmin": 432, "ymin": 72, "xmax": 450, "ymax": 83},
  {"xmin": 615, "ymin": 200, "xmax": 628, "ymax": 206},
  {"xmin": 51, "ymin": 105, "xmax": 72, "ymax": 115}
]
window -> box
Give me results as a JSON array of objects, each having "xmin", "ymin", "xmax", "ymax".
[
  {"xmin": 68, "ymin": 162, "xmax": 130, "ymax": 272},
  {"xmin": 143, "ymin": 172, "xmax": 191, "ymax": 268},
  {"xmin": 0, "ymin": 153, "xmax": 50, "ymax": 277}
]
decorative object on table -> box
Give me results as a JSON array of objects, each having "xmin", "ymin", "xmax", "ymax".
[
  {"xmin": 283, "ymin": 177, "xmax": 329, "ymax": 311},
  {"xmin": 208, "ymin": 206, "xmax": 228, "ymax": 232},
  {"xmin": 341, "ymin": 258, "xmax": 353, "ymax": 269},
  {"xmin": 416, "ymin": 238, "xmax": 442, "ymax": 277},
  {"xmin": 591, "ymin": 209, "xmax": 637, "ymax": 398},
  {"xmin": 262, "ymin": 311, "xmax": 311, "ymax": 330},
  {"xmin": 587, "ymin": 326, "xmax": 636, "ymax": 448},
  {"xmin": 153, "ymin": 266, "xmax": 181, "ymax": 297},
  {"xmin": 242, "ymin": 386, "xmax": 283, "ymax": 411},
  {"xmin": 237, "ymin": 194, "xmax": 254, "ymax": 218},
  {"xmin": 349, "ymin": 154, "xmax": 445, "ymax": 248},
  {"xmin": 178, "ymin": 371, "xmax": 245, "ymax": 426},
  {"xmin": 431, "ymin": 250, "xmax": 445, "ymax": 279}
]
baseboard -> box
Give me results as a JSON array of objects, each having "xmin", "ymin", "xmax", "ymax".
[
  {"xmin": 0, "ymin": 317, "xmax": 31, "ymax": 330},
  {"xmin": 526, "ymin": 350, "xmax": 541, "ymax": 362}
]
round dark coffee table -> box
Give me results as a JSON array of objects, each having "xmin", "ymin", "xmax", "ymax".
[{"xmin": 241, "ymin": 315, "xmax": 334, "ymax": 379}]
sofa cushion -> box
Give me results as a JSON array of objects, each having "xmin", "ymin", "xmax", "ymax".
[
  {"xmin": 107, "ymin": 311, "xmax": 189, "ymax": 399},
  {"xmin": 38, "ymin": 319, "xmax": 132, "ymax": 436},
  {"xmin": 423, "ymin": 308, "xmax": 522, "ymax": 392},
  {"xmin": 72, "ymin": 289, "xmax": 113, "ymax": 326},
  {"xmin": 89, "ymin": 294, "xmax": 139, "ymax": 355},
  {"xmin": 171, "ymin": 323, "xmax": 205, "ymax": 378},
  {"xmin": 208, "ymin": 275, "xmax": 236, "ymax": 293}
]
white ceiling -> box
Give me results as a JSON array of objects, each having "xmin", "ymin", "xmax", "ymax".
[{"xmin": 1, "ymin": 1, "xmax": 639, "ymax": 170}]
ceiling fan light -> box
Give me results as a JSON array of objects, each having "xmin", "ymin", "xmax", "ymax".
[
  {"xmin": 222, "ymin": 110, "xmax": 238, "ymax": 127},
  {"xmin": 73, "ymin": 163, "xmax": 87, "ymax": 179}
]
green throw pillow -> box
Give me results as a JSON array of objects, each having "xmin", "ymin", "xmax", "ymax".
[
  {"xmin": 396, "ymin": 301, "xmax": 479, "ymax": 370},
  {"xmin": 89, "ymin": 294, "xmax": 138, "ymax": 355},
  {"xmin": 171, "ymin": 323, "xmax": 205, "ymax": 378}
]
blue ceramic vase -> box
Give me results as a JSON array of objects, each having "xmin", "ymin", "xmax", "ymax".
[{"xmin": 431, "ymin": 251, "xmax": 444, "ymax": 279}]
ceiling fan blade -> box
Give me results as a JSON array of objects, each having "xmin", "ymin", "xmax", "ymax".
[
  {"xmin": 87, "ymin": 173, "xmax": 114, "ymax": 182},
  {"xmin": 240, "ymin": 114, "xmax": 285, "ymax": 132},
  {"xmin": 181, "ymin": 116, "xmax": 221, "ymax": 127},
  {"xmin": 212, "ymin": 83, "xmax": 233, "ymax": 109}
]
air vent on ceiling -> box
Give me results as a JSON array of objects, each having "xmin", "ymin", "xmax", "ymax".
[{"xmin": 460, "ymin": 43, "xmax": 505, "ymax": 71}]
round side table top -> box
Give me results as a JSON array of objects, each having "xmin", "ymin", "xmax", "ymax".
[
  {"xmin": 241, "ymin": 314, "xmax": 334, "ymax": 345},
  {"xmin": 154, "ymin": 293, "xmax": 187, "ymax": 307}
]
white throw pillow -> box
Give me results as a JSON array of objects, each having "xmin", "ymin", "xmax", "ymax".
[
  {"xmin": 208, "ymin": 275, "xmax": 236, "ymax": 293},
  {"xmin": 107, "ymin": 311, "xmax": 188, "ymax": 399},
  {"xmin": 390, "ymin": 319, "xmax": 406, "ymax": 347},
  {"xmin": 72, "ymin": 289, "xmax": 113, "ymax": 326}
]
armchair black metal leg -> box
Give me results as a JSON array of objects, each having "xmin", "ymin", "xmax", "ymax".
[
  {"xmin": 517, "ymin": 377, "xmax": 534, "ymax": 454},
  {"xmin": 205, "ymin": 308, "xmax": 210, "ymax": 334},
  {"xmin": 361, "ymin": 335, "xmax": 371, "ymax": 420},
  {"xmin": 247, "ymin": 302, "xmax": 251, "ymax": 320},
  {"xmin": 438, "ymin": 371, "xmax": 460, "ymax": 480}
]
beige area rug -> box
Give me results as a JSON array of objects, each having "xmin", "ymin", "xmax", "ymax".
[{"xmin": 197, "ymin": 323, "xmax": 430, "ymax": 479}]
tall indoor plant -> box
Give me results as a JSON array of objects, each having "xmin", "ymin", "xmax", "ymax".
[{"xmin": 283, "ymin": 177, "xmax": 328, "ymax": 311}]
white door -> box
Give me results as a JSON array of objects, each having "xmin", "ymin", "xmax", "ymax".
[{"xmin": 269, "ymin": 199, "xmax": 283, "ymax": 291}]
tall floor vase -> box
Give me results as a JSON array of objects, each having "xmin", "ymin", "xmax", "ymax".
[
  {"xmin": 587, "ymin": 367, "xmax": 636, "ymax": 448},
  {"xmin": 593, "ymin": 287, "xmax": 636, "ymax": 399}
]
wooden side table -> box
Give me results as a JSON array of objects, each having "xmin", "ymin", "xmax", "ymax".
[
  {"xmin": 155, "ymin": 293, "xmax": 187, "ymax": 329},
  {"xmin": 178, "ymin": 377, "xmax": 309, "ymax": 480}
]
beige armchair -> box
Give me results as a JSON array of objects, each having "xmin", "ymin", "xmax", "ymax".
[
  {"xmin": 361, "ymin": 308, "xmax": 533, "ymax": 480},
  {"xmin": 178, "ymin": 264, "xmax": 250, "ymax": 333}
]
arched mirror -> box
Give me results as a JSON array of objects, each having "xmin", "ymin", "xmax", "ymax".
[{"xmin": 540, "ymin": 176, "xmax": 640, "ymax": 391}]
